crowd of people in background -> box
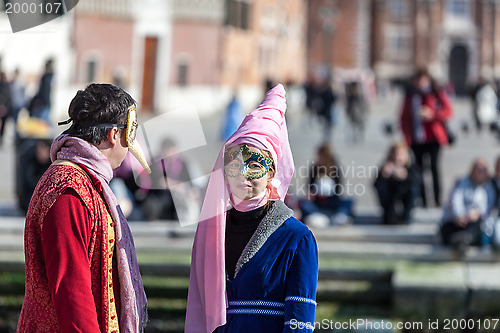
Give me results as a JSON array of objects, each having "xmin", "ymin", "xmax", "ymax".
[
  {"xmin": 304, "ymin": 70, "xmax": 370, "ymax": 145},
  {"xmin": 304, "ymin": 71, "xmax": 338, "ymax": 142},
  {"xmin": 0, "ymin": 59, "xmax": 54, "ymax": 147},
  {"xmin": 0, "ymin": 72, "xmax": 13, "ymax": 145},
  {"xmin": 297, "ymin": 67, "xmax": 500, "ymax": 256},
  {"xmin": 10, "ymin": 62, "xmax": 500, "ymax": 257}
]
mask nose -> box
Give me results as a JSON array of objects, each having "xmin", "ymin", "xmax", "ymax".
[{"xmin": 129, "ymin": 139, "xmax": 151, "ymax": 174}]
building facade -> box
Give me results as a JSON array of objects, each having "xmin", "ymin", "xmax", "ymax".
[
  {"xmin": 170, "ymin": 0, "xmax": 223, "ymax": 87},
  {"xmin": 74, "ymin": 0, "xmax": 172, "ymax": 113},
  {"xmin": 309, "ymin": 0, "xmax": 500, "ymax": 95},
  {"xmin": 167, "ymin": 0, "xmax": 308, "ymax": 114},
  {"xmin": 0, "ymin": 0, "xmax": 307, "ymax": 118},
  {"xmin": 308, "ymin": 0, "xmax": 371, "ymax": 73},
  {"xmin": 220, "ymin": 0, "xmax": 307, "ymax": 87}
]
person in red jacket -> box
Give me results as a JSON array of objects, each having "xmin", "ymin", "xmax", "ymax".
[
  {"xmin": 400, "ymin": 68, "xmax": 453, "ymax": 207},
  {"xmin": 17, "ymin": 84, "xmax": 150, "ymax": 332}
]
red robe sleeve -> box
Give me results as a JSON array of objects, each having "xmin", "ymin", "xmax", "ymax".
[{"xmin": 42, "ymin": 188, "xmax": 101, "ymax": 333}]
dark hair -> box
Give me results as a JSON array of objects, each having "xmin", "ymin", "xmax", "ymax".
[
  {"xmin": 413, "ymin": 68, "xmax": 431, "ymax": 81},
  {"xmin": 63, "ymin": 83, "xmax": 136, "ymax": 145},
  {"xmin": 315, "ymin": 143, "xmax": 338, "ymax": 174},
  {"xmin": 45, "ymin": 59, "xmax": 54, "ymax": 73},
  {"xmin": 412, "ymin": 67, "xmax": 440, "ymax": 91}
]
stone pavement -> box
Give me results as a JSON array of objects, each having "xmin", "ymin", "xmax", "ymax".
[{"xmin": 0, "ymin": 206, "xmax": 496, "ymax": 264}]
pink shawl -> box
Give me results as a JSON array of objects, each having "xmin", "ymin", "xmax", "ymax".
[
  {"xmin": 185, "ymin": 84, "xmax": 293, "ymax": 332},
  {"xmin": 50, "ymin": 134, "xmax": 148, "ymax": 333}
]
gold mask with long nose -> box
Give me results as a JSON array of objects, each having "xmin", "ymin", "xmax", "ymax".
[
  {"xmin": 123, "ymin": 107, "xmax": 151, "ymax": 174},
  {"xmin": 58, "ymin": 106, "xmax": 152, "ymax": 174}
]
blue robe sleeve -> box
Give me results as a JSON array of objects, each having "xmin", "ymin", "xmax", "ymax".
[{"xmin": 283, "ymin": 231, "xmax": 319, "ymax": 332}]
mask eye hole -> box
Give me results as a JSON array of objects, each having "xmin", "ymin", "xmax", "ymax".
[
  {"xmin": 227, "ymin": 160, "xmax": 242, "ymax": 170},
  {"xmin": 247, "ymin": 161, "xmax": 263, "ymax": 170},
  {"xmin": 224, "ymin": 158, "xmax": 243, "ymax": 178}
]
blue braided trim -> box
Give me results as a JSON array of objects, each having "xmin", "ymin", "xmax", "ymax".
[
  {"xmin": 228, "ymin": 300, "xmax": 285, "ymax": 308},
  {"xmin": 285, "ymin": 296, "xmax": 317, "ymax": 306},
  {"xmin": 227, "ymin": 308, "xmax": 285, "ymax": 316}
]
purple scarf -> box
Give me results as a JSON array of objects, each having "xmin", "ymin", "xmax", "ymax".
[{"xmin": 50, "ymin": 134, "xmax": 148, "ymax": 332}]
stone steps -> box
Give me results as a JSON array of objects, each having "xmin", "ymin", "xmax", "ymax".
[
  {"xmin": 311, "ymin": 224, "xmax": 438, "ymax": 244},
  {"xmin": 3, "ymin": 214, "xmax": 497, "ymax": 263}
]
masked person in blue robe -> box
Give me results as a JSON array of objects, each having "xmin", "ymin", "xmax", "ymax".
[{"xmin": 185, "ymin": 84, "xmax": 319, "ymax": 333}]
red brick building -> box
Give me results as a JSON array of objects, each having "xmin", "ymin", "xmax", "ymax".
[
  {"xmin": 169, "ymin": 0, "xmax": 307, "ymax": 88},
  {"xmin": 307, "ymin": 0, "xmax": 371, "ymax": 72},
  {"xmin": 308, "ymin": 0, "xmax": 500, "ymax": 95},
  {"xmin": 169, "ymin": 0, "xmax": 223, "ymax": 87},
  {"xmin": 73, "ymin": 0, "xmax": 172, "ymax": 113}
]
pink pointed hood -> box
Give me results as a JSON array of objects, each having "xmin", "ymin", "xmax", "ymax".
[{"xmin": 185, "ymin": 84, "xmax": 293, "ymax": 332}]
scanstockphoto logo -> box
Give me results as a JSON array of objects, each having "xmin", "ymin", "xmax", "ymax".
[{"xmin": 2, "ymin": 0, "xmax": 78, "ymax": 33}]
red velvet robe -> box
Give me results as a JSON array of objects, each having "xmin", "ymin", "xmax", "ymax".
[{"xmin": 17, "ymin": 162, "xmax": 120, "ymax": 332}]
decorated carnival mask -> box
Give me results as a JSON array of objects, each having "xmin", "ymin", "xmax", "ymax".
[
  {"xmin": 121, "ymin": 107, "xmax": 151, "ymax": 174},
  {"xmin": 224, "ymin": 144, "xmax": 273, "ymax": 179}
]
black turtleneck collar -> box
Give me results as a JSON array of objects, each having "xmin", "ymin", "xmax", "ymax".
[
  {"xmin": 225, "ymin": 201, "xmax": 275, "ymax": 280},
  {"xmin": 226, "ymin": 204, "xmax": 269, "ymax": 231}
]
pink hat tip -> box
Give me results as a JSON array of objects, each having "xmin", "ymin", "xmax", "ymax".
[{"xmin": 268, "ymin": 83, "xmax": 286, "ymax": 96}]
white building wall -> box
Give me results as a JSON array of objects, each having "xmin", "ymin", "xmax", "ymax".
[
  {"xmin": 75, "ymin": 0, "xmax": 132, "ymax": 17},
  {"xmin": 132, "ymin": 0, "xmax": 172, "ymax": 114}
]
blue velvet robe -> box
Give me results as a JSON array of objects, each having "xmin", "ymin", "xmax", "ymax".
[{"xmin": 214, "ymin": 201, "xmax": 319, "ymax": 332}]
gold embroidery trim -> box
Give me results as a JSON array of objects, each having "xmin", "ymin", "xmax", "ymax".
[{"xmin": 106, "ymin": 211, "xmax": 119, "ymax": 333}]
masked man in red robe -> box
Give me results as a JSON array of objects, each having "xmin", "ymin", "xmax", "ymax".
[{"xmin": 17, "ymin": 83, "xmax": 151, "ymax": 332}]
